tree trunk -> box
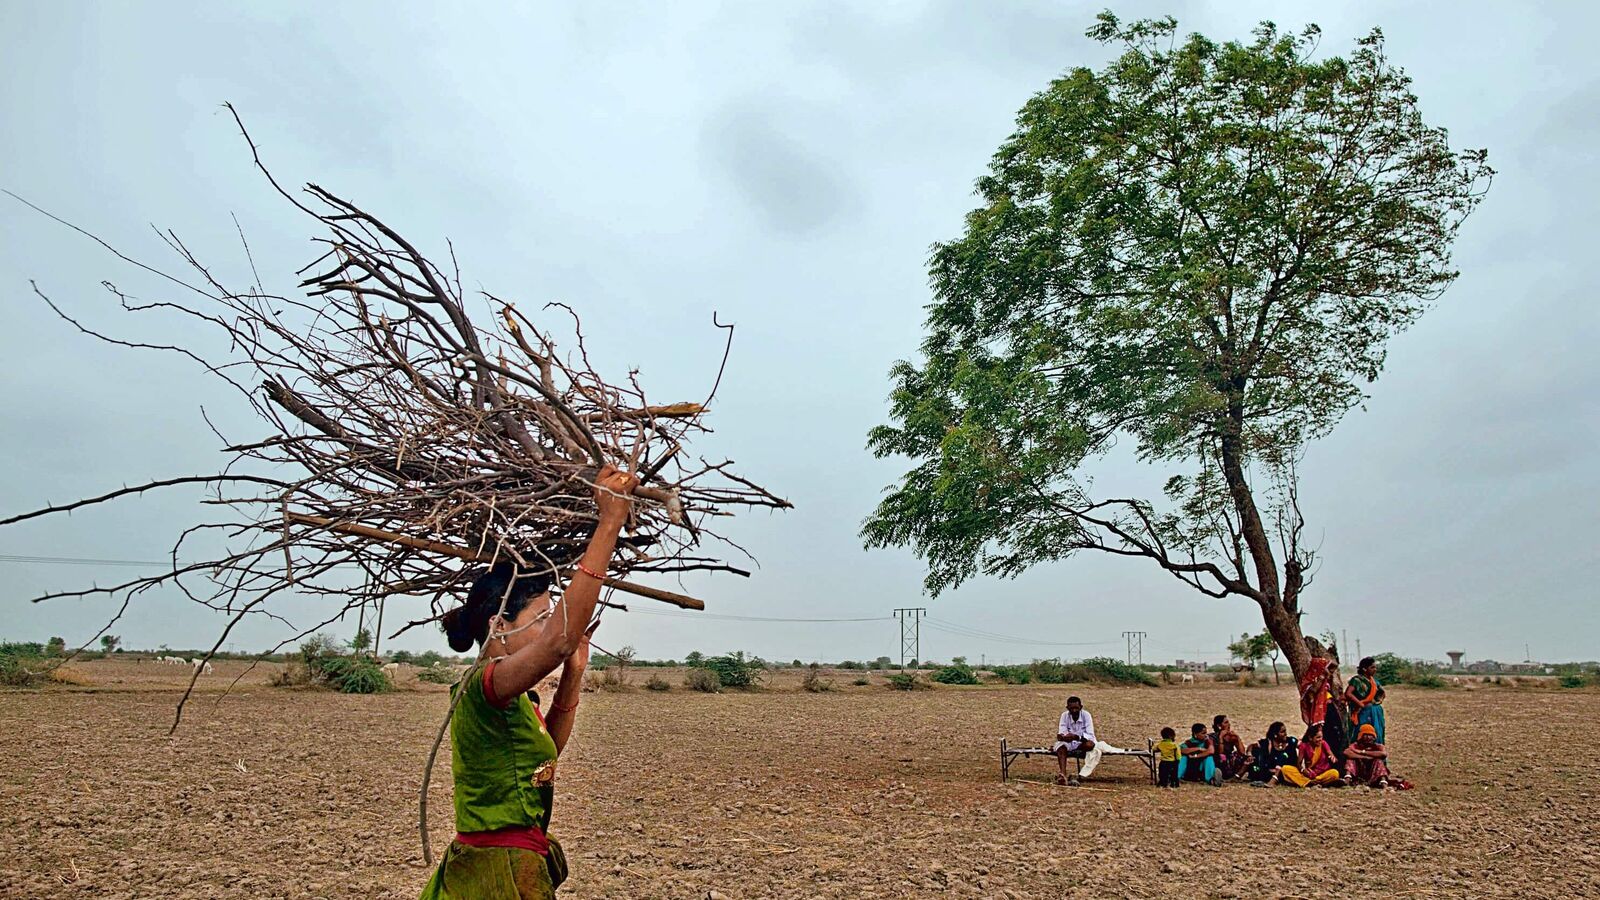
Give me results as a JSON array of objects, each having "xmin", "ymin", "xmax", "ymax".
[{"xmin": 1263, "ymin": 602, "xmax": 1310, "ymax": 683}]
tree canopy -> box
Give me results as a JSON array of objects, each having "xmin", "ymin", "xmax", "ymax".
[{"xmin": 863, "ymin": 14, "xmax": 1490, "ymax": 678}]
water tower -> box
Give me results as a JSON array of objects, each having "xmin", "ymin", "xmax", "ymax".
[{"xmin": 1446, "ymin": 651, "xmax": 1464, "ymax": 669}]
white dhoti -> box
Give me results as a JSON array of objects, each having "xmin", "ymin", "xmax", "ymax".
[{"xmin": 1051, "ymin": 740, "xmax": 1120, "ymax": 777}]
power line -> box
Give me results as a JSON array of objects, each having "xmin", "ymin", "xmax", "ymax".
[
  {"xmin": 924, "ymin": 617, "xmax": 1120, "ymax": 648},
  {"xmin": 629, "ymin": 608, "xmax": 891, "ymax": 624},
  {"xmin": 0, "ymin": 553, "xmax": 168, "ymax": 567}
]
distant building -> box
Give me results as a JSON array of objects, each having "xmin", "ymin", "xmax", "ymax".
[
  {"xmin": 1174, "ymin": 659, "xmax": 1207, "ymax": 673},
  {"xmin": 1446, "ymin": 651, "xmax": 1464, "ymax": 668},
  {"xmin": 1466, "ymin": 659, "xmax": 1502, "ymax": 674}
]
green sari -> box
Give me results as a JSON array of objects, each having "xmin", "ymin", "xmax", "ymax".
[
  {"xmin": 1348, "ymin": 673, "xmax": 1386, "ymax": 745},
  {"xmin": 420, "ymin": 666, "xmax": 567, "ymax": 899}
]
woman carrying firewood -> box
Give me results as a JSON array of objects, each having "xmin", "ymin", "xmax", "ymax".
[{"xmin": 419, "ymin": 465, "xmax": 638, "ymax": 899}]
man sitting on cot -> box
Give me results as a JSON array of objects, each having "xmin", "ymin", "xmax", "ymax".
[{"xmin": 1053, "ymin": 695, "xmax": 1122, "ymax": 785}]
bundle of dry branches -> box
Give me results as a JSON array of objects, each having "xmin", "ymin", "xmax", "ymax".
[{"xmin": 2, "ymin": 106, "xmax": 789, "ymax": 713}]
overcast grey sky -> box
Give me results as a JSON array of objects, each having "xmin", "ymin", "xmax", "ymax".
[{"xmin": 2, "ymin": 2, "xmax": 1596, "ymax": 666}]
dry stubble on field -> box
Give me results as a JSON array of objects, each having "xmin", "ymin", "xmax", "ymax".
[{"xmin": 3, "ymin": 659, "xmax": 1597, "ymax": 899}]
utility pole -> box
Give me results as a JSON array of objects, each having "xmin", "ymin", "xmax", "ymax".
[
  {"xmin": 894, "ymin": 608, "xmax": 926, "ymax": 670},
  {"xmin": 1122, "ymin": 631, "xmax": 1147, "ymax": 666},
  {"xmin": 373, "ymin": 596, "xmax": 386, "ymax": 658}
]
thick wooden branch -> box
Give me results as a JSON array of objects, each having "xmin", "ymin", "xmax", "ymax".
[{"xmin": 286, "ymin": 512, "xmax": 704, "ymax": 610}]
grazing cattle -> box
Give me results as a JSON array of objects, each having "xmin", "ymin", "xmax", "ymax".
[
  {"xmin": 190, "ymin": 658, "xmax": 213, "ymax": 674},
  {"xmin": 1181, "ymin": 673, "xmax": 1195, "ymax": 684},
  {"xmin": 382, "ymin": 662, "xmax": 400, "ymax": 678}
]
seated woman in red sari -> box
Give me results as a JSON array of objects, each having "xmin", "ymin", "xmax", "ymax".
[
  {"xmin": 1342, "ymin": 723, "xmax": 1391, "ymax": 788},
  {"xmin": 1278, "ymin": 723, "xmax": 1342, "ymax": 787}
]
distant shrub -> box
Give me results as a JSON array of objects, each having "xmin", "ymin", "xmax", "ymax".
[
  {"xmin": 851, "ymin": 677, "xmax": 871, "ymax": 686},
  {"xmin": 1372, "ymin": 653, "xmax": 1409, "ymax": 685},
  {"xmin": 802, "ymin": 663, "xmax": 833, "ymax": 693},
  {"xmin": 416, "ymin": 650, "xmax": 445, "ymax": 668},
  {"xmin": 1407, "ymin": 672, "xmax": 1447, "ymax": 689},
  {"xmin": 318, "ymin": 655, "xmax": 391, "ymax": 694},
  {"xmin": 932, "ymin": 657, "xmax": 980, "ymax": 685},
  {"xmin": 1560, "ymin": 673, "xmax": 1588, "ymax": 689},
  {"xmin": 388, "ymin": 650, "xmax": 415, "ymax": 665},
  {"xmin": 416, "ymin": 665, "xmax": 458, "ymax": 684},
  {"xmin": 272, "ymin": 635, "xmax": 388, "ymax": 693},
  {"xmin": 990, "ymin": 665, "xmax": 1032, "ymax": 685},
  {"xmin": 1015, "ymin": 657, "xmax": 1155, "ymax": 686},
  {"xmin": 645, "ymin": 674, "xmax": 671, "ymax": 692},
  {"xmin": 837, "ymin": 660, "xmax": 864, "ymax": 670},
  {"xmin": 684, "ymin": 668, "xmax": 722, "ymax": 693},
  {"xmin": 704, "ymin": 652, "xmax": 764, "ymax": 689},
  {"xmin": 887, "ymin": 672, "xmax": 928, "ymax": 691}
]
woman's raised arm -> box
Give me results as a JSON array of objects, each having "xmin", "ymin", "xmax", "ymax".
[{"xmin": 491, "ymin": 466, "xmax": 637, "ymax": 700}]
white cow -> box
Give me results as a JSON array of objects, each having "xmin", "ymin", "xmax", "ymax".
[
  {"xmin": 1180, "ymin": 673, "xmax": 1195, "ymax": 684},
  {"xmin": 190, "ymin": 658, "xmax": 214, "ymax": 674},
  {"xmin": 382, "ymin": 662, "xmax": 400, "ymax": 679}
]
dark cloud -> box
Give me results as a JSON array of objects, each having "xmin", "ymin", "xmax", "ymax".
[{"xmin": 701, "ymin": 97, "xmax": 855, "ymax": 236}]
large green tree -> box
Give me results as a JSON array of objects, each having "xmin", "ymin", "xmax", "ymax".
[{"xmin": 864, "ymin": 14, "xmax": 1490, "ymax": 681}]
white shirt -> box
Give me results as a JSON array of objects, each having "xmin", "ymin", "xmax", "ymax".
[{"xmin": 1057, "ymin": 708, "xmax": 1095, "ymax": 748}]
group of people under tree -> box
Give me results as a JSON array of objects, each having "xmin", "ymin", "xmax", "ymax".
[{"xmin": 1059, "ymin": 652, "xmax": 1403, "ymax": 791}]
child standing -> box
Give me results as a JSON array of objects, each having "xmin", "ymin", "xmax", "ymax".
[{"xmin": 1154, "ymin": 726, "xmax": 1180, "ymax": 788}]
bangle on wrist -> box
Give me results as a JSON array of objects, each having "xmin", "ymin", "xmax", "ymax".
[
  {"xmin": 574, "ymin": 562, "xmax": 606, "ymax": 581},
  {"xmin": 551, "ymin": 699, "xmax": 577, "ymax": 713}
]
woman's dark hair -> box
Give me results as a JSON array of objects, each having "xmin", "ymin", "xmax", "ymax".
[
  {"xmin": 1212, "ymin": 714, "xmax": 1226, "ymax": 729},
  {"xmin": 439, "ymin": 563, "xmax": 552, "ymax": 652},
  {"xmin": 1191, "ymin": 722, "xmax": 1206, "ymax": 735},
  {"xmin": 1267, "ymin": 721, "xmax": 1286, "ymax": 741},
  {"xmin": 1303, "ymin": 722, "xmax": 1323, "ymax": 742},
  {"xmin": 1160, "ymin": 726, "xmax": 1175, "ymax": 740},
  {"xmin": 1359, "ymin": 656, "xmax": 1376, "ymax": 670}
]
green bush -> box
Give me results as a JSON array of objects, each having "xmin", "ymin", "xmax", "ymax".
[
  {"xmin": 1560, "ymin": 673, "xmax": 1589, "ymax": 689},
  {"xmin": 990, "ymin": 665, "xmax": 1032, "ymax": 684},
  {"xmin": 932, "ymin": 657, "xmax": 980, "ymax": 685},
  {"xmin": 1406, "ymin": 672, "xmax": 1447, "ymax": 689},
  {"xmin": 1019, "ymin": 656, "xmax": 1155, "ymax": 686},
  {"xmin": 704, "ymin": 651, "xmax": 764, "ymax": 689},
  {"xmin": 388, "ymin": 650, "xmax": 415, "ymax": 665},
  {"xmin": 273, "ymin": 635, "xmax": 391, "ymax": 693},
  {"xmin": 318, "ymin": 655, "xmax": 391, "ymax": 694},
  {"xmin": 851, "ymin": 677, "xmax": 871, "ymax": 686},
  {"xmin": 645, "ymin": 674, "xmax": 671, "ymax": 692},
  {"xmin": 1372, "ymin": 653, "xmax": 1409, "ymax": 684},
  {"xmin": 887, "ymin": 672, "xmax": 928, "ymax": 691},
  {"xmin": 684, "ymin": 668, "xmax": 721, "ymax": 693},
  {"xmin": 1077, "ymin": 657, "xmax": 1158, "ymax": 685},
  {"xmin": 1, "ymin": 642, "xmax": 46, "ymax": 687}
]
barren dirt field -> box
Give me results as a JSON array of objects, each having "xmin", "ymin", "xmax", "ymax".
[{"xmin": 4, "ymin": 659, "xmax": 1598, "ymax": 899}]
